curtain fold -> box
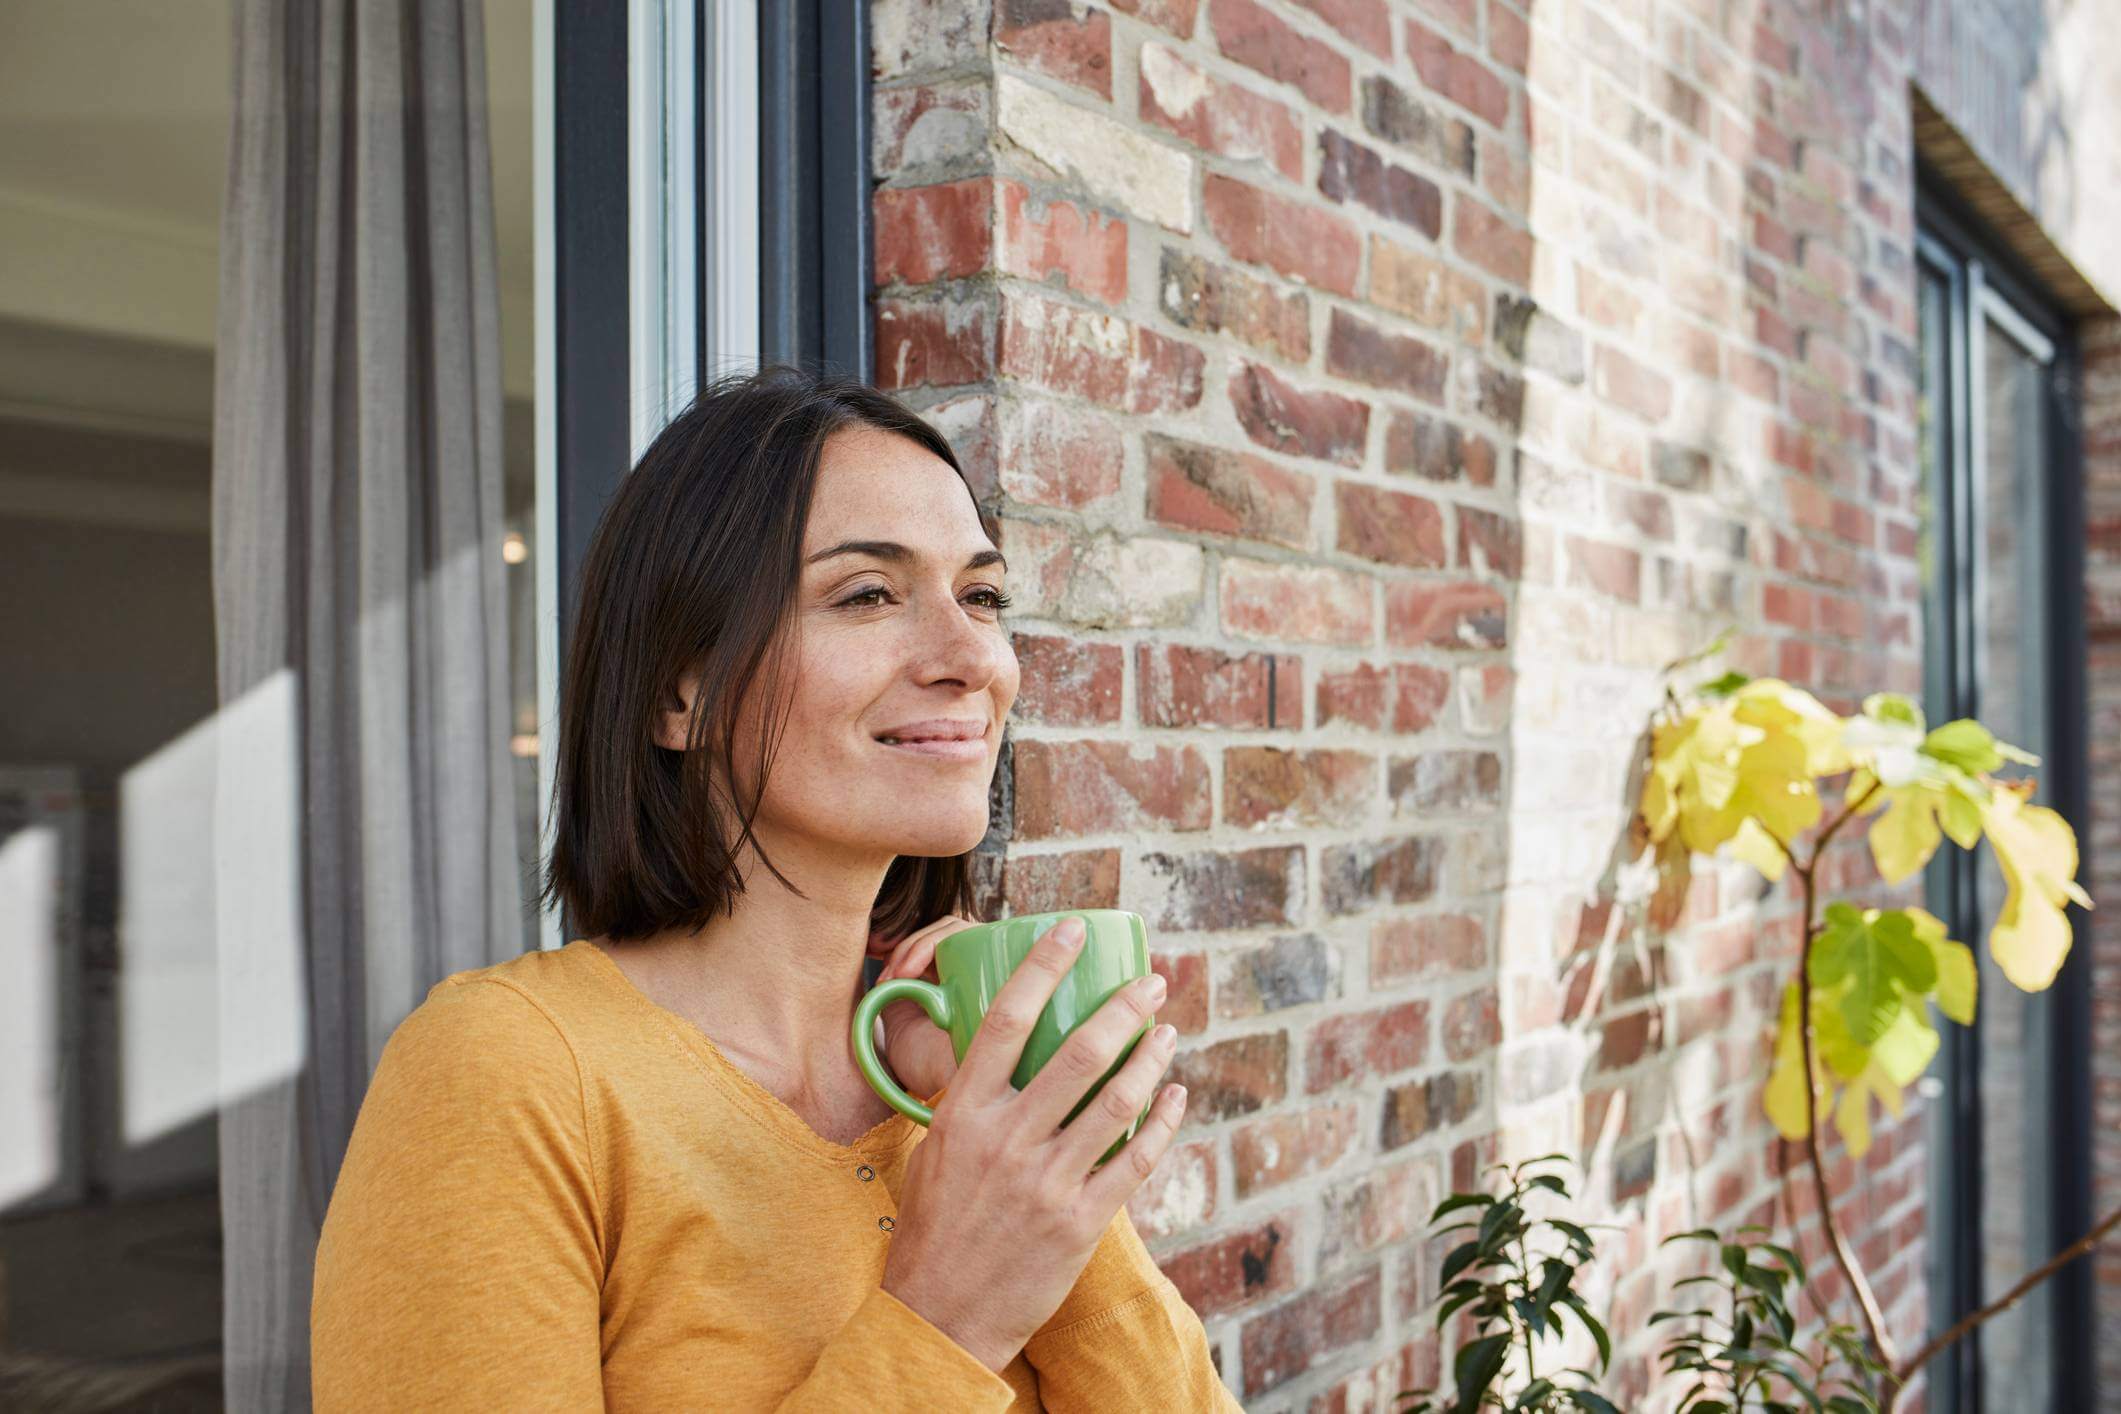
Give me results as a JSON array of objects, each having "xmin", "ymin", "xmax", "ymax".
[{"xmin": 211, "ymin": 1, "xmax": 519, "ymax": 1405}]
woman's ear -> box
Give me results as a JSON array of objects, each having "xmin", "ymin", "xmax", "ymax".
[{"xmin": 653, "ymin": 673, "xmax": 699, "ymax": 752}]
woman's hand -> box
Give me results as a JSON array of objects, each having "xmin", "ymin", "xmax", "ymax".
[
  {"xmin": 877, "ymin": 915, "xmax": 1187, "ymax": 1373},
  {"xmin": 867, "ymin": 914, "xmax": 980, "ymax": 1101}
]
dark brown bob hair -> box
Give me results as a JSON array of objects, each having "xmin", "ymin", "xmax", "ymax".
[{"xmin": 540, "ymin": 365, "xmax": 985, "ymax": 943}]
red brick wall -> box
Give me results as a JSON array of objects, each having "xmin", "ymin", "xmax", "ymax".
[{"xmin": 870, "ymin": 0, "xmax": 1997, "ymax": 1404}]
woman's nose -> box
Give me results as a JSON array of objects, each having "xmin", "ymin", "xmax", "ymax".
[{"xmin": 911, "ymin": 590, "xmax": 1010, "ymax": 688}]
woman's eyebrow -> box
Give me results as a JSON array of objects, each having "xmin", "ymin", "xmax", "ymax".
[{"xmin": 804, "ymin": 539, "xmax": 1007, "ymax": 573}]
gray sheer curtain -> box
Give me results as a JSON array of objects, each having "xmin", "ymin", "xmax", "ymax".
[{"xmin": 211, "ymin": 0, "xmax": 520, "ymax": 1406}]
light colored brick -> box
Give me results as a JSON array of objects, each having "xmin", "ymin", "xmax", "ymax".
[{"xmin": 996, "ymin": 73, "xmax": 1195, "ymax": 232}]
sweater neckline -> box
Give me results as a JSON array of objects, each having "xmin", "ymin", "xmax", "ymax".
[{"xmin": 565, "ymin": 938, "xmax": 921, "ymax": 1167}]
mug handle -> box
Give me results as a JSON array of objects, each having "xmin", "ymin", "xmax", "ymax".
[{"xmin": 851, "ymin": 977, "xmax": 954, "ymax": 1126}]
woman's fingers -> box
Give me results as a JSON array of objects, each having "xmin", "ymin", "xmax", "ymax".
[
  {"xmin": 1080, "ymin": 1077, "xmax": 1187, "ymax": 1212},
  {"xmin": 1047, "ymin": 1014, "xmax": 1177, "ymax": 1176},
  {"xmin": 953, "ymin": 916, "xmax": 1086, "ymax": 1101},
  {"xmin": 1014, "ymin": 972, "xmax": 1167, "ymax": 1137},
  {"xmin": 879, "ymin": 913, "xmax": 979, "ymax": 980}
]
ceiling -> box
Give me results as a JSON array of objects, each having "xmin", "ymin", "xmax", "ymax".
[{"xmin": 0, "ymin": 0, "xmax": 535, "ymax": 445}]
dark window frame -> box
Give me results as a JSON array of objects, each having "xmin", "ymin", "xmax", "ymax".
[
  {"xmin": 1915, "ymin": 164, "xmax": 2093, "ymax": 1413},
  {"xmin": 553, "ymin": 0, "xmax": 873, "ymax": 660}
]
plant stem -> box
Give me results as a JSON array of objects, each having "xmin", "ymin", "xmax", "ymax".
[
  {"xmin": 1515, "ymin": 1217, "xmax": 1537, "ymax": 1385},
  {"xmin": 1889, "ymin": 1201, "xmax": 2121, "ymax": 1393},
  {"xmin": 1727, "ymin": 1273, "xmax": 1752, "ymax": 1408},
  {"xmin": 1789, "ymin": 784, "xmax": 1897, "ymax": 1375}
]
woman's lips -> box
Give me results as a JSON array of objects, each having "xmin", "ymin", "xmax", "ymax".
[{"xmin": 875, "ymin": 736, "xmax": 987, "ymax": 761}]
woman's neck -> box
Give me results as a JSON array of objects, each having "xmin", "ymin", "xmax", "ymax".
[{"xmin": 596, "ymin": 837, "xmax": 897, "ymax": 1114}]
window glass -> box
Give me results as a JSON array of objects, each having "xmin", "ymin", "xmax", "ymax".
[{"xmin": 1973, "ymin": 314, "xmax": 2054, "ymax": 1414}]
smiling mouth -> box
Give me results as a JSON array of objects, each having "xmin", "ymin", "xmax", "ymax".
[{"xmin": 874, "ymin": 735, "xmax": 987, "ymax": 761}]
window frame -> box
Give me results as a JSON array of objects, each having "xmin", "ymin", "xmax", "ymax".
[{"xmin": 1914, "ymin": 166, "xmax": 2094, "ymax": 1413}]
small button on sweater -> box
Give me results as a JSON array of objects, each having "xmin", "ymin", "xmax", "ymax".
[{"xmin": 310, "ymin": 939, "xmax": 1240, "ymax": 1411}]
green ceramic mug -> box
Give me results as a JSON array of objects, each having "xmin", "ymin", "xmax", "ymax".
[{"xmin": 851, "ymin": 909, "xmax": 1156, "ymax": 1166}]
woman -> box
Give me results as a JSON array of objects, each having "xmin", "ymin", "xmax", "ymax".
[{"xmin": 309, "ymin": 368, "xmax": 1238, "ymax": 1410}]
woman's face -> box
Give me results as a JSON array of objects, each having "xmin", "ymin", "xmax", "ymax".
[{"xmin": 670, "ymin": 424, "xmax": 1019, "ymax": 866}]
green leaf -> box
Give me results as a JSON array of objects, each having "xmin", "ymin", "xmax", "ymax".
[
  {"xmin": 1452, "ymin": 1334, "xmax": 1510, "ymax": 1409},
  {"xmin": 1439, "ymin": 1240, "xmax": 1483, "ymax": 1289},
  {"xmin": 1548, "ymin": 1219, "xmax": 1595, "ymax": 1259},
  {"xmin": 1564, "ymin": 1294, "xmax": 1611, "ymax": 1370},
  {"xmin": 1432, "ymin": 1192, "xmax": 1496, "ymax": 1221},
  {"xmin": 1478, "ymin": 1200, "xmax": 1519, "ymax": 1251},
  {"xmin": 1512, "ymin": 1378, "xmax": 1556, "ymax": 1410},
  {"xmin": 1532, "ymin": 1258, "xmax": 1572, "ymax": 1333},
  {"xmin": 1759, "ymin": 1242, "xmax": 1807, "ymax": 1285},
  {"xmin": 1435, "ymin": 1286, "xmax": 1483, "ymax": 1329},
  {"xmin": 1920, "ymin": 718, "xmax": 2006, "ymax": 775},
  {"xmin": 1739, "ymin": 1264, "xmax": 1787, "ymax": 1306},
  {"xmin": 1512, "ymin": 1294, "xmax": 1543, "ymax": 1337},
  {"xmin": 1862, "ymin": 693, "xmax": 1923, "ymax": 729},
  {"xmin": 1810, "ymin": 905, "xmax": 1935, "ymax": 1045}
]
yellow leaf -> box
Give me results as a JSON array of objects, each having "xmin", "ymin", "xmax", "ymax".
[
  {"xmin": 1834, "ymin": 1077, "xmax": 1873, "ymax": 1158},
  {"xmin": 1722, "ymin": 730, "xmax": 1822, "ymax": 850},
  {"xmin": 1848, "ymin": 767, "xmax": 1883, "ymax": 811},
  {"xmin": 1732, "ymin": 678, "xmax": 1852, "ymax": 777},
  {"xmin": 1825, "ymin": 1007, "xmax": 1936, "ymax": 1158},
  {"xmin": 1763, "ymin": 980, "xmax": 1815, "ymax": 1142},
  {"xmin": 1866, "ymin": 1000, "xmax": 1940, "ymax": 1087},
  {"xmin": 1982, "ymin": 782, "xmax": 2091, "ymax": 991},
  {"xmin": 1907, "ymin": 907, "xmax": 1977, "ymax": 1025},
  {"xmin": 1939, "ymin": 788, "xmax": 1983, "ymax": 849},
  {"xmin": 1867, "ymin": 788, "xmax": 1943, "ymax": 884},
  {"xmin": 1664, "ymin": 706, "xmax": 1762, "ymax": 854},
  {"xmin": 1644, "ymin": 710, "xmax": 1751, "ymax": 848},
  {"xmin": 1728, "ymin": 817, "xmax": 1788, "ymax": 882}
]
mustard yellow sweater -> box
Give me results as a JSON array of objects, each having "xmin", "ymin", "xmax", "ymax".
[{"xmin": 310, "ymin": 939, "xmax": 1238, "ymax": 1410}]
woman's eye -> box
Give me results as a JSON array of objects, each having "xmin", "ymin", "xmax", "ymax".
[{"xmin": 836, "ymin": 586, "xmax": 1012, "ymax": 611}]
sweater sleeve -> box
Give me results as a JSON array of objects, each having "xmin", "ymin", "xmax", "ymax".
[
  {"xmin": 310, "ymin": 977, "xmax": 607, "ymax": 1412},
  {"xmin": 769, "ymin": 1284, "xmax": 1018, "ymax": 1411},
  {"xmin": 1023, "ymin": 1206, "xmax": 1242, "ymax": 1410}
]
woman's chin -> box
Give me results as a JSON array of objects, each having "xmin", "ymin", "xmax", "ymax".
[{"xmin": 873, "ymin": 814, "xmax": 991, "ymax": 859}]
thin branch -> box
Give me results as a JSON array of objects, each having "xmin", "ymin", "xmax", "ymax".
[
  {"xmin": 1792, "ymin": 853, "xmax": 1898, "ymax": 1371},
  {"xmin": 1890, "ymin": 1202, "xmax": 2121, "ymax": 1388},
  {"xmin": 1814, "ymin": 777, "xmax": 1881, "ymax": 855},
  {"xmin": 1784, "ymin": 777, "xmax": 1893, "ymax": 1376}
]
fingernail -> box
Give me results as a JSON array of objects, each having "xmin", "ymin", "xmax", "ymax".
[
  {"xmin": 1144, "ymin": 973, "xmax": 1168, "ymax": 1003},
  {"xmin": 1060, "ymin": 918, "xmax": 1086, "ymax": 947},
  {"xmin": 1152, "ymin": 1023, "xmax": 1176, "ymax": 1047},
  {"xmin": 1171, "ymin": 1084, "xmax": 1188, "ymax": 1109}
]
